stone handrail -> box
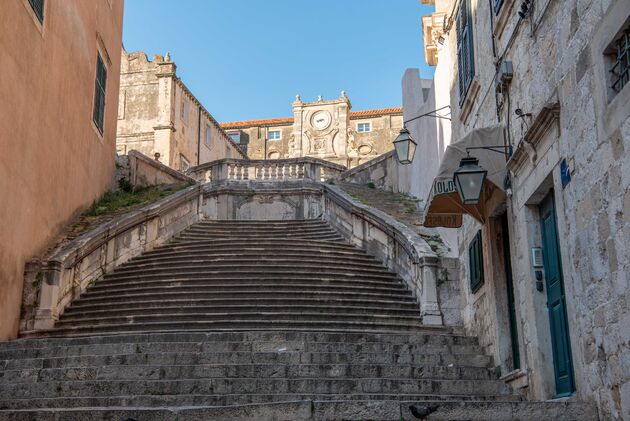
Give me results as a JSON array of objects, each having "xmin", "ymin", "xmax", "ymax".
[
  {"xmin": 21, "ymin": 185, "xmax": 202, "ymax": 332},
  {"xmin": 321, "ymin": 184, "xmax": 443, "ymax": 325},
  {"xmin": 187, "ymin": 158, "xmax": 346, "ymax": 184},
  {"xmin": 333, "ymin": 150, "xmax": 399, "ymax": 192}
]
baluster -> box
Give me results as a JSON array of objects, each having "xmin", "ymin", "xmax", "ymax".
[
  {"xmin": 227, "ymin": 164, "xmax": 234, "ymax": 180},
  {"xmin": 256, "ymin": 164, "xmax": 262, "ymax": 180},
  {"xmin": 297, "ymin": 163, "xmax": 304, "ymax": 179}
]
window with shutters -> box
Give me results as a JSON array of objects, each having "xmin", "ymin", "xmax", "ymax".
[
  {"xmin": 468, "ymin": 230, "xmax": 484, "ymax": 292},
  {"xmin": 456, "ymin": 0, "xmax": 475, "ymax": 106},
  {"xmin": 493, "ymin": 0, "xmax": 504, "ymax": 15},
  {"xmin": 92, "ymin": 54, "xmax": 107, "ymax": 135},
  {"xmin": 28, "ymin": 0, "xmax": 44, "ymax": 23}
]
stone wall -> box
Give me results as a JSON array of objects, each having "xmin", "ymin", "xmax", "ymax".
[
  {"xmin": 117, "ymin": 150, "xmax": 196, "ymax": 188},
  {"xmin": 116, "ymin": 51, "xmax": 246, "ymax": 170},
  {"xmin": 420, "ymin": 0, "xmax": 630, "ymax": 417},
  {"xmin": 0, "ymin": 0, "xmax": 124, "ymax": 341},
  {"xmin": 21, "ymin": 186, "xmax": 201, "ymax": 333},
  {"xmin": 335, "ymin": 151, "xmax": 399, "ymax": 192}
]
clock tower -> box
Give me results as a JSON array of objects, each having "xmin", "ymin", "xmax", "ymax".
[{"xmin": 289, "ymin": 92, "xmax": 351, "ymax": 166}]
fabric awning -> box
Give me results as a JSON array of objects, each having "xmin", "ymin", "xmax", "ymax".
[{"xmin": 423, "ymin": 124, "xmax": 507, "ymax": 228}]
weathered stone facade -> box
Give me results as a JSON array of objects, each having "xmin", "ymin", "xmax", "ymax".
[
  {"xmin": 416, "ymin": 0, "xmax": 629, "ymax": 418},
  {"xmin": 116, "ymin": 51, "xmax": 246, "ymax": 171},
  {"xmin": 221, "ymin": 94, "xmax": 403, "ymax": 168}
]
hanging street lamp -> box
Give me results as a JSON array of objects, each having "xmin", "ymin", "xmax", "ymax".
[
  {"xmin": 392, "ymin": 105, "xmax": 451, "ymax": 165},
  {"xmin": 452, "ymin": 145, "xmax": 513, "ymax": 205},
  {"xmin": 453, "ymin": 156, "xmax": 488, "ymax": 204},
  {"xmin": 393, "ymin": 127, "xmax": 417, "ymax": 165}
]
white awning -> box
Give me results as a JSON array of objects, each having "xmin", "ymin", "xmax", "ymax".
[{"xmin": 423, "ymin": 124, "xmax": 508, "ymax": 228}]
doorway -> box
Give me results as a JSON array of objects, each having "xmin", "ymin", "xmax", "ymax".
[{"xmin": 539, "ymin": 191, "xmax": 575, "ymax": 397}]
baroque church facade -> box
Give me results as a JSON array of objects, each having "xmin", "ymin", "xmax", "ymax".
[{"xmin": 221, "ymin": 93, "xmax": 403, "ymax": 167}]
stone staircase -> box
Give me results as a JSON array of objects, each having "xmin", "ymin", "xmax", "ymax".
[{"xmin": 0, "ymin": 220, "xmax": 595, "ymax": 420}]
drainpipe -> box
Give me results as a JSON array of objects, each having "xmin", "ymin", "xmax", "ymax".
[{"xmin": 197, "ymin": 104, "xmax": 202, "ymax": 166}]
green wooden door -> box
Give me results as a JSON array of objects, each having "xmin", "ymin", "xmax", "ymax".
[{"xmin": 540, "ymin": 192, "xmax": 575, "ymax": 397}]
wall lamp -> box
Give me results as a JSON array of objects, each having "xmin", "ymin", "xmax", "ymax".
[
  {"xmin": 453, "ymin": 145, "xmax": 513, "ymax": 205},
  {"xmin": 393, "ymin": 105, "xmax": 452, "ymax": 165}
]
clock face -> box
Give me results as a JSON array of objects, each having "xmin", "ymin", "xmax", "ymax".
[{"xmin": 311, "ymin": 111, "xmax": 332, "ymax": 130}]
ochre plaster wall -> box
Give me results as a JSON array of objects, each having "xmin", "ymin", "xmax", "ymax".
[{"xmin": 0, "ymin": 0, "xmax": 124, "ymax": 340}]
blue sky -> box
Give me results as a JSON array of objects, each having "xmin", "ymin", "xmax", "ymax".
[{"xmin": 122, "ymin": 1, "xmax": 435, "ymax": 122}]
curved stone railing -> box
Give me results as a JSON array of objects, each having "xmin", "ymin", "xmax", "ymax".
[
  {"xmin": 21, "ymin": 185, "xmax": 201, "ymax": 332},
  {"xmin": 187, "ymin": 158, "xmax": 346, "ymax": 184},
  {"xmin": 321, "ymin": 184, "xmax": 443, "ymax": 326}
]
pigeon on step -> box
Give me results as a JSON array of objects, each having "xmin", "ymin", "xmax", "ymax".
[{"xmin": 409, "ymin": 404, "xmax": 440, "ymax": 419}]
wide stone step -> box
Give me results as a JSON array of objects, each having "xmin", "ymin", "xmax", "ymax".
[
  {"xmin": 141, "ymin": 240, "xmax": 362, "ymax": 256},
  {"xmin": 114, "ymin": 256, "xmax": 386, "ymax": 271},
  {"xmin": 183, "ymin": 225, "xmax": 339, "ymax": 235},
  {"xmin": 0, "ymin": 377, "xmax": 512, "ymax": 400},
  {"xmin": 1, "ymin": 349, "xmax": 493, "ymax": 371},
  {"xmin": 74, "ymin": 290, "xmax": 418, "ymax": 307},
  {"xmin": 102, "ymin": 268, "xmax": 400, "ymax": 283},
  {"xmin": 80, "ymin": 284, "xmax": 412, "ymax": 301},
  {"xmin": 53, "ymin": 311, "xmax": 422, "ymax": 328},
  {"xmin": 0, "ymin": 399, "xmax": 598, "ymax": 421},
  {"xmin": 108, "ymin": 260, "xmax": 392, "ymax": 276},
  {"xmin": 196, "ymin": 219, "xmax": 328, "ymax": 227},
  {"xmin": 90, "ymin": 277, "xmax": 407, "ymax": 292},
  {"xmin": 1, "ymin": 364, "xmax": 496, "ymax": 383},
  {"xmin": 24, "ymin": 319, "xmax": 437, "ymax": 338},
  {"xmin": 61, "ymin": 304, "xmax": 420, "ymax": 320},
  {"xmin": 174, "ymin": 232, "xmax": 345, "ymax": 240},
  {"xmin": 1, "ymin": 331, "xmax": 476, "ymax": 351}
]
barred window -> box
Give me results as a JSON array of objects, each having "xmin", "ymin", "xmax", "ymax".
[
  {"xmin": 456, "ymin": 0, "xmax": 475, "ymax": 105},
  {"xmin": 92, "ymin": 54, "xmax": 107, "ymax": 134},
  {"xmin": 28, "ymin": 0, "xmax": 44, "ymax": 23},
  {"xmin": 610, "ymin": 27, "xmax": 630, "ymax": 94}
]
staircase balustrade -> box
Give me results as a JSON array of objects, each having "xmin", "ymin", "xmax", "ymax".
[{"xmin": 187, "ymin": 158, "xmax": 346, "ymax": 184}]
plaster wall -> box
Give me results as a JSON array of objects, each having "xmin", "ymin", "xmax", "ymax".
[
  {"xmin": 0, "ymin": 0, "xmax": 124, "ymax": 340},
  {"xmin": 432, "ymin": 0, "xmax": 630, "ymax": 417}
]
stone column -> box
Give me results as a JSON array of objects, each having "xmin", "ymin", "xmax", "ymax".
[
  {"xmin": 291, "ymin": 95, "xmax": 304, "ymax": 158},
  {"xmin": 154, "ymin": 58, "xmax": 177, "ymax": 166},
  {"xmin": 419, "ymin": 256, "xmax": 444, "ymax": 326}
]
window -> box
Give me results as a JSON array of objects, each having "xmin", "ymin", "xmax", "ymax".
[
  {"xmin": 610, "ymin": 26, "xmax": 630, "ymax": 95},
  {"xmin": 228, "ymin": 132, "xmax": 241, "ymax": 144},
  {"xmin": 357, "ymin": 122, "xmax": 372, "ymax": 133},
  {"xmin": 180, "ymin": 155, "xmax": 190, "ymax": 172},
  {"xmin": 180, "ymin": 97, "xmax": 189, "ymax": 122},
  {"xmin": 456, "ymin": 0, "xmax": 475, "ymax": 105},
  {"xmin": 268, "ymin": 130, "xmax": 281, "ymax": 141},
  {"xmin": 493, "ymin": 0, "xmax": 504, "ymax": 15},
  {"xmin": 28, "ymin": 0, "xmax": 44, "ymax": 23},
  {"xmin": 92, "ymin": 54, "xmax": 107, "ymax": 134},
  {"xmin": 468, "ymin": 230, "xmax": 484, "ymax": 292},
  {"xmin": 205, "ymin": 125, "xmax": 212, "ymax": 147}
]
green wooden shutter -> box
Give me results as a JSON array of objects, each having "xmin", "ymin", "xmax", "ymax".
[
  {"xmin": 92, "ymin": 54, "xmax": 107, "ymax": 134},
  {"xmin": 469, "ymin": 230, "xmax": 484, "ymax": 292},
  {"xmin": 457, "ymin": 0, "xmax": 475, "ymax": 105},
  {"xmin": 28, "ymin": 0, "xmax": 44, "ymax": 23}
]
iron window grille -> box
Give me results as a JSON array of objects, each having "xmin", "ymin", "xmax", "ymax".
[
  {"xmin": 611, "ymin": 27, "xmax": 630, "ymax": 94},
  {"xmin": 457, "ymin": 0, "xmax": 475, "ymax": 105},
  {"xmin": 92, "ymin": 54, "xmax": 107, "ymax": 134},
  {"xmin": 28, "ymin": 0, "xmax": 44, "ymax": 23},
  {"xmin": 468, "ymin": 230, "xmax": 484, "ymax": 292}
]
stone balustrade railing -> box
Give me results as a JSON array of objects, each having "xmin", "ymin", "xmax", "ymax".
[{"xmin": 187, "ymin": 158, "xmax": 346, "ymax": 184}]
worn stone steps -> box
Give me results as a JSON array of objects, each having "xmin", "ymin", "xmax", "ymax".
[
  {"xmin": 64, "ymin": 297, "xmax": 421, "ymax": 313},
  {"xmin": 89, "ymin": 276, "xmax": 408, "ymax": 291},
  {"xmin": 60, "ymin": 304, "xmax": 421, "ymax": 320},
  {"xmin": 4, "ymin": 219, "xmax": 595, "ymax": 419},
  {"xmin": 1, "ymin": 350, "xmax": 494, "ymax": 371},
  {"xmin": 2, "ymin": 363, "xmax": 496, "ymax": 382},
  {"xmin": 0, "ymin": 399, "xmax": 597, "ymax": 421},
  {"xmin": 0, "ymin": 377, "xmax": 513, "ymax": 399}
]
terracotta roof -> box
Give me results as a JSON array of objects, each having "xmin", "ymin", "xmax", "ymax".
[
  {"xmin": 221, "ymin": 117, "xmax": 293, "ymax": 129},
  {"xmin": 221, "ymin": 107, "xmax": 403, "ymax": 129},
  {"xmin": 350, "ymin": 107, "xmax": 403, "ymax": 118}
]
